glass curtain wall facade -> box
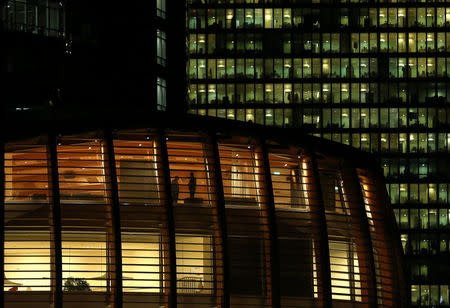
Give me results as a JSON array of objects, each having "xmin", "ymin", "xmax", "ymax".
[
  {"xmin": 186, "ymin": 1, "xmax": 450, "ymax": 305},
  {"xmin": 0, "ymin": 125, "xmax": 405, "ymax": 307}
]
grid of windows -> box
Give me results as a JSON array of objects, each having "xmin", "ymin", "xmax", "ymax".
[
  {"xmin": 411, "ymin": 285, "xmax": 449, "ymax": 307},
  {"xmin": 186, "ymin": 2, "xmax": 450, "ymax": 305}
]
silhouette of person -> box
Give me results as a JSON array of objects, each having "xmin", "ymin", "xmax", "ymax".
[
  {"xmin": 287, "ymin": 175, "xmax": 296, "ymax": 206},
  {"xmin": 171, "ymin": 176, "xmax": 179, "ymax": 203},
  {"xmin": 345, "ymin": 65, "xmax": 350, "ymax": 78},
  {"xmin": 288, "ymin": 170, "xmax": 301, "ymax": 207},
  {"xmin": 188, "ymin": 172, "xmax": 196, "ymax": 199}
]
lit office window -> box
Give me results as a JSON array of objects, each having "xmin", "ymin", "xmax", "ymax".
[
  {"xmin": 114, "ymin": 133, "xmax": 169, "ymax": 306},
  {"xmin": 114, "ymin": 139, "xmax": 165, "ymax": 296},
  {"xmin": 219, "ymin": 144, "xmax": 262, "ymax": 207},
  {"xmin": 121, "ymin": 233, "xmax": 162, "ymax": 293},
  {"xmin": 157, "ymin": 29, "xmax": 167, "ymax": 66},
  {"xmin": 329, "ymin": 241, "xmax": 361, "ymax": 302},
  {"xmin": 4, "ymin": 141, "xmax": 52, "ymax": 307},
  {"xmin": 156, "ymin": 0, "xmax": 166, "ymax": 19},
  {"xmin": 166, "ymin": 140, "xmax": 213, "ymax": 205},
  {"xmin": 165, "ymin": 135, "xmax": 224, "ymax": 306},
  {"xmin": 269, "ymin": 153, "xmax": 309, "ymax": 210},
  {"xmin": 269, "ymin": 152, "xmax": 317, "ymax": 303},
  {"xmin": 157, "ymin": 77, "xmax": 167, "ymax": 111},
  {"xmin": 57, "ymin": 137, "xmax": 115, "ymax": 306},
  {"xmin": 176, "ymin": 235, "xmax": 214, "ymax": 294},
  {"xmin": 320, "ymin": 172, "xmax": 349, "ymax": 214}
]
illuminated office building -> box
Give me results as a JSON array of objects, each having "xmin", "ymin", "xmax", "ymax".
[
  {"xmin": 186, "ymin": 1, "xmax": 450, "ymax": 305},
  {"xmin": 0, "ymin": 0, "xmax": 419, "ymax": 306},
  {"xmin": 0, "ymin": 113, "xmax": 406, "ymax": 308}
]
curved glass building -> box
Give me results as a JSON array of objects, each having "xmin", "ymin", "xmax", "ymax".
[{"xmin": 1, "ymin": 114, "xmax": 406, "ymax": 308}]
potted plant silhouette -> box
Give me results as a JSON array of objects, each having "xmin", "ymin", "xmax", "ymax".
[{"xmin": 63, "ymin": 277, "xmax": 91, "ymax": 292}]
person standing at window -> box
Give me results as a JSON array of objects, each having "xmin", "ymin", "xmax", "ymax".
[
  {"xmin": 171, "ymin": 176, "xmax": 180, "ymax": 204},
  {"xmin": 189, "ymin": 172, "xmax": 197, "ymax": 199}
]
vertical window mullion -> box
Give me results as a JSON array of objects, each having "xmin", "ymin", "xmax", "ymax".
[
  {"xmin": 0, "ymin": 140, "xmax": 4, "ymax": 306},
  {"xmin": 104, "ymin": 130, "xmax": 123, "ymax": 308},
  {"xmin": 210, "ymin": 133, "xmax": 230, "ymax": 308},
  {"xmin": 48, "ymin": 134, "xmax": 63, "ymax": 308},
  {"xmin": 261, "ymin": 140, "xmax": 280, "ymax": 308},
  {"xmin": 158, "ymin": 131, "xmax": 177, "ymax": 308}
]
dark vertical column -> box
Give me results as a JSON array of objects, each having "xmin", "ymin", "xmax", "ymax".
[
  {"xmin": 341, "ymin": 162, "xmax": 378, "ymax": 308},
  {"xmin": 0, "ymin": 140, "xmax": 4, "ymax": 308},
  {"xmin": 62, "ymin": 0, "xmax": 71, "ymax": 38},
  {"xmin": 260, "ymin": 141, "xmax": 280, "ymax": 308},
  {"xmin": 209, "ymin": 132, "xmax": 230, "ymax": 308},
  {"xmin": 309, "ymin": 151, "xmax": 332, "ymax": 308},
  {"xmin": 167, "ymin": 0, "xmax": 187, "ymax": 113},
  {"xmin": 104, "ymin": 129, "xmax": 123, "ymax": 308},
  {"xmin": 48, "ymin": 134, "xmax": 63, "ymax": 308},
  {"xmin": 371, "ymin": 168, "xmax": 408, "ymax": 308},
  {"xmin": 158, "ymin": 130, "xmax": 177, "ymax": 308},
  {"xmin": 150, "ymin": 0, "xmax": 158, "ymax": 112}
]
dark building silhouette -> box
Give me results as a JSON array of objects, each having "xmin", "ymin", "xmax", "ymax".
[{"xmin": 1, "ymin": 0, "xmax": 186, "ymax": 118}]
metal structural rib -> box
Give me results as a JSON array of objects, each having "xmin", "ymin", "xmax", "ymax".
[{"xmin": 1, "ymin": 117, "xmax": 406, "ymax": 308}]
